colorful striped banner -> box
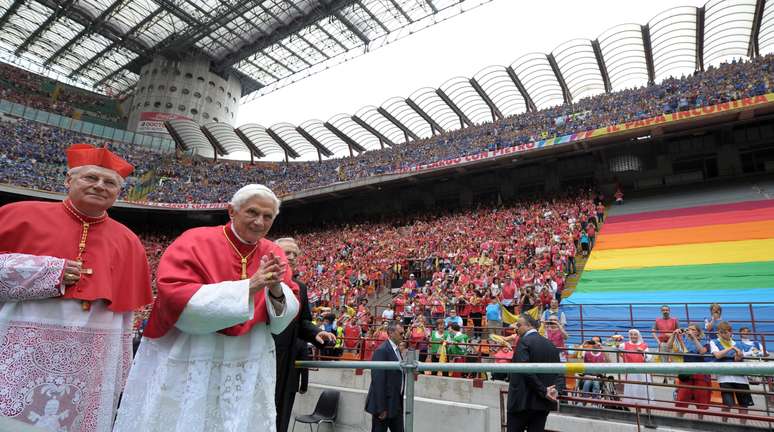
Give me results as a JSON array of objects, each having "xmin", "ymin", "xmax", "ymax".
[{"xmin": 570, "ymin": 199, "xmax": 774, "ymax": 305}]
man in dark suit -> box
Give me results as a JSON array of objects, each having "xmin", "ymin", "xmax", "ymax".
[
  {"xmin": 507, "ymin": 314, "xmax": 564, "ymax": 432},
  {"xmin": 365, "ymin": 321, "xmax": 405, "ymax": 432},
  {"xmin": 275, "ymin": 238, "xmax": 336, "ymax": 432}
]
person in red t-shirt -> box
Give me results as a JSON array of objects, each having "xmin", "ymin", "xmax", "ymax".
[
  {"xmin": 652, "ymin": 305, "xmax": 679, "ymax": 365},
  {"xmin": 501, "ymin": 276, "xmax": 517, "ymax": 313},
  {"xmin": 342, "ymin": 317, "xmax": 362, "ymax": 351},
  {"xmin": 585, "ymin": 223, "xmax": 596, "ymax": 251},
  {"xmin": 596, "ymin": 203, "xmax": 605, "ymax": 224},
  {"xmin": 394, "ymin": 295, "xmax": 405, "ymax": 316},
  {"xmin": 491, "ymin": 342, "xmax": 514, "ymax": 381}
]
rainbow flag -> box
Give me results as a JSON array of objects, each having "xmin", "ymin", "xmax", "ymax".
[{"xmin": 570, "ymin": 200, "xmax": 774, "ymax": 304}]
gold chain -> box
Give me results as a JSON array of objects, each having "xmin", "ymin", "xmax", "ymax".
[
  {"xmin": 222, "ymin": 225, "xmax": 260, "ymax": 279},
  {"xmin": 62, "ymin": 201, "xmax": 107, "ymax": 311}
]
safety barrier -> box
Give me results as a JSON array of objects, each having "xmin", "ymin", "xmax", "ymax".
[{"xmin": 297, "ymin": 352, "xmax": 774, "ymax": 432}]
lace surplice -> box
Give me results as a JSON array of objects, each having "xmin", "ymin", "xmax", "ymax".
[{"xmin": 0, "ymin": 253, "xmax": 132, "ymax": 432}]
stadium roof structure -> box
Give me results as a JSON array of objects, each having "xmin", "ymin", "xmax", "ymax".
[
  {"xmin": 0, "ymin": 0, "xmax": 492, "ymax": 97},
  {"xmin": 183, "ymin": 0, "xmax": 772, "ymax": 161}
]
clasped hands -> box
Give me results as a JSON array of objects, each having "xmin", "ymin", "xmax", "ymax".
[
  {"xmin": 545, "ymin": 385, "xmax": 559, "ymax": 402},
  {"xmin": 249, "ymin": 252, "xmax": 285, "ymax": 299}
]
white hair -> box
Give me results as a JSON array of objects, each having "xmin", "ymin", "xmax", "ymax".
[
  {"xmin": 229, "ymin": 184, "xmax": 280, "ymax": 215},
  {"xmin": 67, "ymin": 165, "xmax": 125, "ymax": 187},
  {"xmin": 275, "ymin": 237, "xmax": 297, "ymax": 245}
]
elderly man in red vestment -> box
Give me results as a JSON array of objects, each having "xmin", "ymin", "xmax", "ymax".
[
  {"xmin": 114, "ymin": 184, "xmax": 300, "ymax": 432},
  {"xmin": 0, "ymin": 144, "xmax": 152, "ymax": 432}
]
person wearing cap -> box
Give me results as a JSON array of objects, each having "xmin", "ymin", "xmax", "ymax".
[
  {"xmin": 113, "ymin": 184, "xmax": 300, "ymax": 432},
  {"xmin": 0, "ymin": 143, "xmax": 153, "ymax": 431},
  {"xmin": 402, "ymin": 273, "xmax": 417, "ymax": 290}
]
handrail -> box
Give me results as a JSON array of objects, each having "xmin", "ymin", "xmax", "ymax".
[
  {"xmin": 297, "ymin": 354, "xmax": 774, "ymax": 432},
  {"xmin": 297, "ymin": 359, "xmax": 774, "ymax": 375}
]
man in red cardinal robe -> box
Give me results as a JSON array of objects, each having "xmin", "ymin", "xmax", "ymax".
[
  {"xmin": 114, "ymin": 184, "xmax": 300, "ymax": 432},
  {"xmin": 0, "ymin": 144, "xmax": 152, "ymax": 432}
]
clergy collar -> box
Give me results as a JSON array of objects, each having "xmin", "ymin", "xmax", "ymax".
[
  {"xmin": 63, "ymin": 200, "xmax": 108, "ymax": 224},
  {"xmin": 229, "ymin": 221, "xmax": 257, "ymax": 245},
  {"xmin": 224, "ymin": 222, "xmax": 261, "ymax": 257}
]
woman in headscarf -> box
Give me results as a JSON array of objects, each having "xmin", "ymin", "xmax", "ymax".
[{"xmin": 617, "ymin": 329, "xmax": 653, "ymax": 404}]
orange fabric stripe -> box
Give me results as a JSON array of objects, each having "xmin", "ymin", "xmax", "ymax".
[{"xmin": 595, "ymin": 220, "xmax": 774, "ymax": 250}]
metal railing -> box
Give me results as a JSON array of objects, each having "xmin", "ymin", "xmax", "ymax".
[
  {"xmin": 297, "ymin": 351, "xmax": 774, "ymax": 432},
  {"xmin": 363, "ymin": 300, "xmax": 774, "ymax": 351}
]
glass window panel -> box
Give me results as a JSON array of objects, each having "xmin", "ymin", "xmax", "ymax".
[{"xmin": 34, "ymin": 110, "xmax": 49, "ymax": 123}]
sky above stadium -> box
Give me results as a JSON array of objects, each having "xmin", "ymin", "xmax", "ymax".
[{"xmin": 236, "ymin": 0, "xmax": 708, "ymax": 160}]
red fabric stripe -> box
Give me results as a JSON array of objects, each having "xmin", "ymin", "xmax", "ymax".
[
  {"xmin": 605, "ymin": 199, "xmax": 774, "ymax": 224},
  {"xmin": 600, "ymin": 207, "xmax": 774, "ymax": 235}
]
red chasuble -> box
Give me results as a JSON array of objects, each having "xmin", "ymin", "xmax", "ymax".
[
  {"xmin": 143, "ymin": 223, "xmax": 299, "ymax": 338},
  {"xmin": 0, "ymin": 200, "xmax": 152, "ymax": 312}
]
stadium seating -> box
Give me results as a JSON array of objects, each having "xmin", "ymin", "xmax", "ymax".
[
  {"xmin": 0, "ymin": 63, "xmax": 125, "ymax": 127},
  {"xmin": 1, "ymin": 55, "xmax": 773, "ymax": 202}
]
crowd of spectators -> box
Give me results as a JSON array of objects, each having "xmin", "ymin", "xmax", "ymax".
[
  {"xmin": 0, "ymin": 118, "xmax": 160, "ymax": 194},
  {"xmin": 2, "ymin": 55, "xmax": 773, "ymax": 202},
  {"xmin": 144, "ymin": 54, "xmax": 774, "ymax": 202},
  {"xmin": 127, "ymin": 190, "xmax": 598, "ymax": 347},
  {"xmin": 0, "ymin": 62, "xmax": 124, "ymax": 124}
]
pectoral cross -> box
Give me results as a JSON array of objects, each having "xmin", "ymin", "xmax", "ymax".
[
  {"xmin": 77, "ymin": 261, "xmax": 93, "ymax": 311},
  {"xmin": 240, "ymin": 257, "xmax": 248, "ymax": 280}
]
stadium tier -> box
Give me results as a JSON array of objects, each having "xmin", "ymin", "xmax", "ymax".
[{"xmin": 1, "ymin": 54, "xmax": 774, "ymax": 203}]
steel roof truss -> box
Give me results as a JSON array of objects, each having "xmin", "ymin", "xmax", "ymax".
[
  {"xmin": 748, "ymin": 0, "xmax": 766, "ymax": 57},
  {"xmin": 67, "ymin": 8, "xmax": 163, "ymax": 78},
  {"xmin": 351, "ymin": 115, "xmax": 395, "ymax": 147},
  {"xmin": 34, "ymin": 0, "xmax": 146, "ymax": 53},
  {"xmin": 431, "ymin": 90, "xmax": 470, "ymax": 129},
  {"xmin": 640, "ymin": 24, "xmax": 656, "ymax": 85},
  {"xmin": 218, "ymin": 0, "xmax": 365, "ymax": 69},
  {"xmin": 201, "ymin": 126, "xmax": 229, "ymax": 156},
  {"xmin": 296, "ymin": 126, "xmax": 335, "ymax": 157},
  {"xmin": 246, "ymin": 58, "xmax": 281, "ymax": 81},
  {"xmin": 297, "ymin": 32, "xmax": 332, "ymax": 59},
  {"xmin": 44, "ymin": 0, "xmax": 126, "ymax": 66},
  {"xmin": 387, "ymin": 0, "xmax": 413, "ymax": 23},
  {"xmin": 15, "ymin": 0, "xmax": 76, "ymax": 56},
  {"xmin": 546, "ymin": 53, "xmax": 572, "ymax": 104},
  {"xmin": 262, "ymin": 49, "xmax": 296, "ymax": 74},
  {"xmin": 505, "ymin": 66, "xmax": 536, "ymax": 112},
  {"xmin": 405, "ymin": 97, "xmax": 446, "ymax": 134},
  {"xmin": 696, "ymin": 6, "xmax": 705, "ymax": 71},
  {"xmin": 590, "ymin": 39, "xmax": 612, "ymax": 93},
  {"xmin": 376, "ymin": 107, "xmax": 419, "ymax": 141},
  {"xmin": 266, "ymin": 127, "xmax": 301, "ymax": 158},
  {"xmin": 324, "ymin": 121, "xmax": 367, "ymax": 155},
  {"xmin": 278, "ymin": 41, "xmax": 313, "ymax": 67},
  {"xmin": 354, "ymin": 1, "xmax": 390, "ymax": 34},
  {"xmin": 333, "ymin": 10, "xmax": 371, "ymax": 44},
  {"xmin": 315, "ymin": 22, "xmax": 349, "ymax": 51},
  {"xmin": 468, "ymin": 77, "xmax": 503, "ymax": 121},
  {"xmin": 0, "ymin": 0, "xmax": 25, "ymax": 31}
]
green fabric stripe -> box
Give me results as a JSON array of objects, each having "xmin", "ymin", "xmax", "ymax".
[{"xmin": 576, "ymin": 261, "xmax": 774, "ymax": 293}]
